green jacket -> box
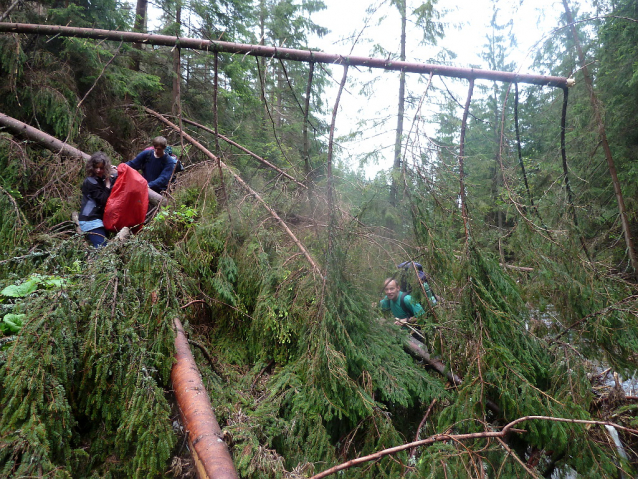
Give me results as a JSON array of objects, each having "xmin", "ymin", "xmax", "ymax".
[{"xmin": 379, "ymin": 292, "xmax": 425, "ymax": 319}]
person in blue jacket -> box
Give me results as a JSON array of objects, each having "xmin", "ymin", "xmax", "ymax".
[
  {"xmin": 125, "ymin": 136, "xmax": 177, "ymax": 193},
  {"xmin": 379, "ymin": 278, "xmax": 425, "ymax": 326}
]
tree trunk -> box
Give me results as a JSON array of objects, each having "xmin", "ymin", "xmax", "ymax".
[
  {"xmin": 0, "ymin": 111, "xmax": 163, "ymax": 205},
  {"xmin": 172, "ymin": 318, "xmax": 239, "ymax": 479},
  {"xmin": 562, "ymin": 0, "xmax": 638, "ymax": 275},
  {"xmin": 131, "ymin": 0, "xmax": 147, "ymax": 71},
  {"xmin": 0, "ymin": 23, "xmax": 573, "ymax": 88},
  {"xmin": 171, "ymin": 3, "xmax": 182, "ymax": 117},
  {"xmin": 390, "ymin": 0, "xmax": 407, "ymax": 207}
]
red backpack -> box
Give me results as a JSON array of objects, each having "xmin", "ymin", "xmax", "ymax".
[{"xmin": 103, "ymin": 163, "xmax": 149, "ymax": 232}]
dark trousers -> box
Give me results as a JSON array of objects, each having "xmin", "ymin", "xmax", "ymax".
[{"xmin": 86, "ymin": 227, "xmax": 107, "ymax": 248}]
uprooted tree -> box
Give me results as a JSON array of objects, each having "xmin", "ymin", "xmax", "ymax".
[{"xmin": 0, "ymin": 1, "xmax": 637, "ymax": 478}]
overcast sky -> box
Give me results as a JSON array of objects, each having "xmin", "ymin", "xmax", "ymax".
[{"xmin": 308, "ymin": 0, "xmax": 570, "ymax": 177}]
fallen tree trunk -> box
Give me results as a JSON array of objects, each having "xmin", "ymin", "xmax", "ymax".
[
  {"xmin": 172, "ymin": 318, "xmax": 238, "ymax": 479},
  {"xmin": 0, "ymin": 23, "xmax": 573, "ymax": 88},
  {"xmin": 0, "ymin": 111, "xmax": 163, "ymax": 206},
  {"xmin": 0, "ymin": 112, "xmax": 89, "ymax": 160}
]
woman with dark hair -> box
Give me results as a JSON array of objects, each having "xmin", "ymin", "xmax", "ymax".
[{"xmin": 79, "ymin": 152, "xmax": 116, "ymax": 248}]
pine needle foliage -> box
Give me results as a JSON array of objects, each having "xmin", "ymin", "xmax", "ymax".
[{"xmin": 0, "ymin": 240, "xmax": 188, "ymax": 478}]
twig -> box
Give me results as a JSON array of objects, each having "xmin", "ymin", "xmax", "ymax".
[
  {"xmin": 251, "ymin": 359, "xmax": 274, "ymax": 390},
  {"xmin": 187, "ymin": 338, "xmax": 222, "ymax": 377},
  {"xmin": 0, "ymin": 251, "xmax": 48, "ymax": 265},
  {"xmin": 0, "ymin": 336, "xmax": 17, "ymax": 347},
  {"xmin": 308, "ymin": 415, "xmax": 638, "ymax": 479},
  {"xmin": 496, "ymin": 437, "xmax": 542, "ymax": 478},
  {"xmin": 410, "ymin": 398, "xmax": 437, "ymax": 457},
  {"xmin": 180, "ymin": 300, "xmax": 205, "ymax": 309}
]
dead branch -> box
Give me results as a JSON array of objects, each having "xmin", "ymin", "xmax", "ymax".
[
  {"xmin": 410, "ymin": 398, "xmax": 437, "ymax": 458},
  {"xmin": 308, "ymin": 416, "xmax": 638, "ymax": 479},
  {"xmin": 142, "ymin": 107, "xmax": 322, "ymax": 276},
  {"xmin": 0, "ymin": 0, "xmax": 20, "ymax": 22},
  {"xmin": 458, "ymin": 79, "xmax": 474, "ymax": 245},
  {"xmin": 177, "ymin": 117, "xmax": 305, "ymax": 188}
]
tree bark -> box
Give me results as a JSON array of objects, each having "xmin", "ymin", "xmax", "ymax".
[
  {"xmin": 131, "ymin": 0, "xmax": 147, "ymax": 71},
  {"xmin": 562, "ymin": 0, "xmax": 638, "ymax": 275},
  {"xmin": 390, "ymin": 0, "xmax": 407, "ymax": 207},
  {"xmin": 171, "ymin": 3, "xmax": 182, "ymax": 117},
  {"xmin": 0, "ymin": 23, "xmax": 573, "ymax": 87},
  {"xmin": 172, "ymin": 318, "xmax": 238, "ymax": 479}
]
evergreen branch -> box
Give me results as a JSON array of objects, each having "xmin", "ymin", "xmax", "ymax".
[
  {"xmin": 554, "ymin": 295, "xmax": 638, "ymax": 340},
  {"xmin": 309, "ymin": 416, "xmax": 638, "ymax": 479},
  {"xmin": 64, "ymin": 40, "xmax": 123, "ymax": 145},
  {"xmin": 505, "ymin": 365, "xmax": 566, "ymax": 407}
]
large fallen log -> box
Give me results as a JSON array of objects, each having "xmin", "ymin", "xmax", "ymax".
[
  {"xmin": 172, "ymin": 318, "xmax": 238, "ymax": 479},
  {"xmin": 0, "ymin": 23, "xmax": 573, "ymax": 88},
  {"xmin": 0, "ymin": 111, "xmax": 163, "ymax": 206}
]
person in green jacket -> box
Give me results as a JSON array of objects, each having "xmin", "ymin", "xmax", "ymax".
[{"xmin": 379, "ymin": 278, "xmax": 425, "ymax": 326}]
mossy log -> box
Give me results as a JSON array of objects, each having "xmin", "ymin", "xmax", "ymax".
[{"xmin": 172, "ymin": 318, "xmax": 238, "ymax": 479}]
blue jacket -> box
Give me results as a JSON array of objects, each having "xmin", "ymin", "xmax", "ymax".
[{"xmin": 126, "ymin": 150, "xmax": 176, "ymax": 192}]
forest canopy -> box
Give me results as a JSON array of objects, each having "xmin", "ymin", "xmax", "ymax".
[{"xmin": 0, "ymin": 0, "xmax": 637, "ymax": 478}]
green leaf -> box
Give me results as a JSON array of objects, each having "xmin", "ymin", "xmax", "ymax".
[
  {"xmin": 1, "ymin": 279, "xmax": 39, "ymax": 298},
  {"xmin": 3, "ymin": 313, "xmax": 26, "ymax": 332},
  {"xmin": 42, "ymin": 277, "xmax": 66, "ymax": 289}
]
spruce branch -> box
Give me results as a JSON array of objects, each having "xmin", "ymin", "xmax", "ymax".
[{"xmin": 64, "ymin": 41, "xmax": 123, "ymax": 145}]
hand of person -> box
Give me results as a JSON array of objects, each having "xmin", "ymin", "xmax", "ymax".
[
  {"xmin": 105, "ymin": 177, "xmax": 111, "ymax": 189},
  {"xmin": 394, "ymin": 318, "xmax": 408, "ymax": 326}
]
